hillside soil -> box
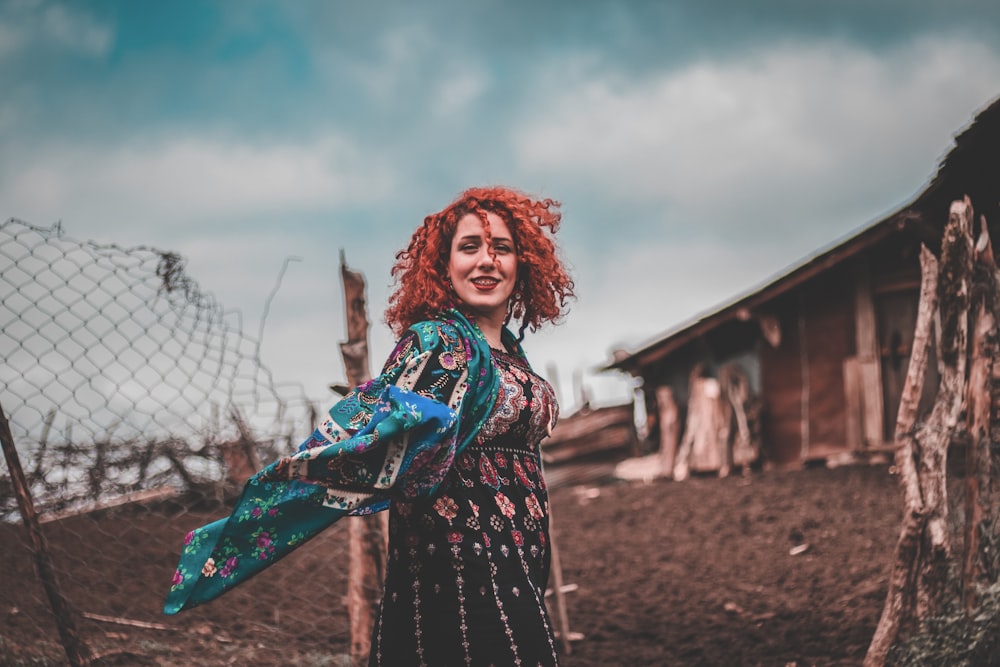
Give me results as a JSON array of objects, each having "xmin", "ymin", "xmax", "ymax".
[{"xmin": 1, "ymin": 463, "xmax": 902, "ymax": 666}]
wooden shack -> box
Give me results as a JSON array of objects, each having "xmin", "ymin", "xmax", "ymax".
[{"xmin": 605, "ymin": 95, "xmax": 1000, "ymax": 471}]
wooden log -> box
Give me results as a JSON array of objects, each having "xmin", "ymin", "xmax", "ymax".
[
  {"xmin": 913, "ymin": 199, "xmax": 973, "ymax": 623},
  {"xmin": 674, "ymin": 369, "xmax": 700, "ymax": 481},
  {"xmin": 655, "ymin": 386, "xmax": 679, "ymax": 478},
  {"xmin": 548, "ymin": 518, "xmax": 573, "ymax": 656},
  {"xmin": 864, "ymin": 245, "xmax": 939, "ymax": 667},
  {"xmin": 842, "ymin": 357, "xmax": 864, "ymax": 452},
  {"xmin": 542, "ymin": 424, "xmax": 635, "ymax": 465},
  {"xmin": 674, "ymin": 367, "xmax": 726, "ymax": 480},
  {"xmin": 688, "ymin": 377, "xmax": 725, "ymax": 473},
  {"xmin": 855, "ymin": 261, "xmax": 885, "ymax": 447},
  {"xmin": 798, "ymin": 302, "xmax": 811, "ymax": 460},
  {"xmin": 0, "ymin": 401, "xmax": 93, "ymax": 666},
  {"xmin": 39, "ymin": 485, "xmax": 179, "ymax": 524},
  {"xmin": 717, "ymin": 379, "xmax": 734, "ymax": 479},
  {"xmin": 859, "ymin": 360, "xmax": 884, "ymax": 448},
  {"xmin": 866, "ymin": 198, "xmax": 975, "ymax": 666},
  {"xmin": 546, "ymin": 403, "xmax": 634, "ymax": 443},
  {"xmin": 721, "ymin": 364, "xmax": 756, "ymax": 471},
  {"xmin": 543, "ymin": 403, "xmax": 636, "ymax": 465},
  {"xmin": 82, "ymin": 611, "xmax": 170, "ymax": 631},
  {"xmin": 963, "ymin": 290, "xmax": 993, "ymax": 608},
  {"xmin": 865, "ymin": 506, "xmax": 927, "ymax": 667},
  {"xmin": 543, "ymin": 417, "xmax": 576, "ymax": 658},
  {"xmin": 963, "ymin": 214, "xmax": 998, "ymax": 612}
]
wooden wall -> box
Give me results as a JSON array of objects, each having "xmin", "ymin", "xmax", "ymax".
[
  {"xmin": 759, "ymin": 267, "xmax": 855, "ymax": 467},
  {"xmin": 870, "ymin": 240, "xmax": 933, "ymax": 441},
  {"xmin": 759, "ymin": 294, "xmax": 805, "ymax": 467},
  {"xmin": 635, "ymin": 237, "xmax": 936, "ymax": 468},
  {"xmin": 803, "ymin": 270, "xmax": 855, "ymax": 457}
]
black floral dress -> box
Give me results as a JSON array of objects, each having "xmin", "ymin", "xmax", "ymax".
[{"xmin": 370, "ymin": 339, "xmax": 560, "ymax": 667}]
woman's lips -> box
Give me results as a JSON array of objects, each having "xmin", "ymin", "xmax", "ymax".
[{"xmin": 471, "ymin": 277, "xmax": 500, "ymax": 290}]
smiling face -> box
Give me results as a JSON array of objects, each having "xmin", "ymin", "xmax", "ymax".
[{"xmin": 447, "ymin": 211, "xmax": 517, "ymax": 328}]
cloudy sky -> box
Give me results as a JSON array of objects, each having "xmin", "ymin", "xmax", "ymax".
[{"xmin": 3, "ymin": 0, "xmax": 999, "ymax": 411}]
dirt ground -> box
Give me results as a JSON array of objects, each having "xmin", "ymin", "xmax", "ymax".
[{"xmin": 1, "ymin": 462, "xmax": 903, "ymax": 666}]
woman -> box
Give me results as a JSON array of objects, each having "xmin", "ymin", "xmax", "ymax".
[{"xmin": 164, "ymin": 186, "xmax": 574, "ymax": 666}]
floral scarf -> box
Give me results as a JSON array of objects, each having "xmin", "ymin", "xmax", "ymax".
[{"xmin": 164, "ymin": 309, "xmax": 504, "ymax": 614}]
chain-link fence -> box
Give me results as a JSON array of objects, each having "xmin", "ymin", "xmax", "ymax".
[{"xmin": 1, "ymin": 219, "xmax": 355, "ymax": 665}]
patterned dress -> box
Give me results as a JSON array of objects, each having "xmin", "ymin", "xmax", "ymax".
[{"xmin": 370, "ymin": 337, "xmax": 561, "ymax": 667}]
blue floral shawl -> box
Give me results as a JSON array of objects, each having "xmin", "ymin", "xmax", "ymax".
[{"xmin": 164, "ymin": 309, "xmax": 504, "ymax": 615}]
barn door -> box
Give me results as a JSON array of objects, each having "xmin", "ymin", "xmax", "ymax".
[{"xmin": 875, "ymin": 290, "xmax": 938, "ymax": 441}]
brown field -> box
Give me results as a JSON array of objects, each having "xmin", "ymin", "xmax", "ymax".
[{"xmin": 1, "ymin": 462, "xmax": 902, "ymax": 666}]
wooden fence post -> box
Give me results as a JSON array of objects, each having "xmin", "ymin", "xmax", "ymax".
[
  {"xmin": 865, "ymin": 198, "xmax": 975, "ymax": 666},
  {"xmin": 864, "ymin": 245, "xmax": 940, "ymax": 667},
  {"xmin": 339, "ymin": 252, "xmax": 388, "ymax": 667},
  {"xmin": 962, "ymin": 214, "xmax": 999, "ymax": 612},
  {"xmin": 0, "ymin": 401, "xmax": 92, "ymax": 666}
]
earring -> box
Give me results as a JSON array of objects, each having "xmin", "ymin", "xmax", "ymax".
[{"xmin": 513, "ymin": 278, "xmax": 525, "ymax": 303}]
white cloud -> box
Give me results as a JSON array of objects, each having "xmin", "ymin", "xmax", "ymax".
[
  {"xmin": 341, "ymin": 24, "xmax": 435, "ymax": 104},
  {"xmin": 511, "ymin": 34, "xmax": 1000, "ymax": 407},
  {"xmin": 1, "ymin": 129, "xmax": 400, "ymax": 406},
  {"xmin": 513, "ymin": 35, "xmax": 1000, "ymax": 231},
  {"xmin": 41, "ymin": 4, "xmax": 113, "ymax": 57},
  {"xmin": 325, "ymin": 22, "xmax": 489, "ymax": 120},
  {"xmin": 432, "ymin": 67, "xmax": 489, "ymax": 118},
  {"xmin": 0, "ymin": 1, "xmax": 113, "ymax": 59},
  {"xmin": 0, "ymin": 101, "xmax": 18, "ymax": 132},
  {"xmin": 1, "ymin": 133, "xmax": 397, "ymax": 236},
  {"xmin": 172, "ymin": 238, "xmax": 405, "ymax": 408},
  {"xmin": 5, "ymin": 10, "xmax": 1000, "ymax": 416},
  {"xmin": 0, "ymin": 20, "xmax": 23, "ymax": 57}
]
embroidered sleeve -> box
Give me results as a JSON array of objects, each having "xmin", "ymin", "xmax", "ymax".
[
  {"xmin": 300, "ymin": 322, "xmax": 469, "ymax": 451},
  {"xmin": 162, "ymin": 314, "xmax": 488, "ymax": 616},
  {"xmin": 389, "ymin": 325, "xmax": 470, "ymax": 412}
]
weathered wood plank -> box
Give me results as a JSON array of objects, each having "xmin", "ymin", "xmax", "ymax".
[
  {"xmin": 339, "ymin": 253, "xmax": 386, "ymax": 667},
  {"xmin": 843, "ymin": 356, "xmax": 864, "ymax": 451},
  {"xmin": 656, "ymin": 386, "xmax": 679, "ymax": 478},
  {"xmin": 855, "ymin": 261, "xmax": 885, "ymax": 447}
]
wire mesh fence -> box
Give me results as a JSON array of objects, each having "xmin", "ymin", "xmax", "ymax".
[{"xmin": 0, "ymin": 218, "xmax": 355, "ymax": 665}]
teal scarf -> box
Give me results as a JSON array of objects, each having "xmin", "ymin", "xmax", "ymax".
[{"xmin": 164, "ymin": 309, "xmax": 502, "ymax": 614}]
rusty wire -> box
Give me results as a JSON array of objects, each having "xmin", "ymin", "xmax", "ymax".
[{"xmin": 0, "ymin": 218, "xmax": 354, "ymax": 664}]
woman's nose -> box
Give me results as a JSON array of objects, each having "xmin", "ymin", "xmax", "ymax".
[{"xmin": 477, "ymin": 249, "xmax": 496, "ymax": 269}]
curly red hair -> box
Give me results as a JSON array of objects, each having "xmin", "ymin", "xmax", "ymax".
[{"xmin": 385, "ymin": 186, "xmax": 575, "ymax": 340}]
